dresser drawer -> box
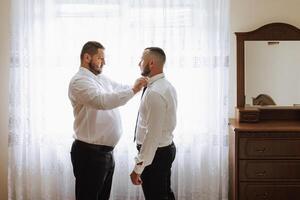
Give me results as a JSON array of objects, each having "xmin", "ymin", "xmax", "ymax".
[
  {"xmin": 239, "ymin": 182, "xmax": 300, "ymax": 200},
  {"xmin": 239, "ymin": 160, "xmax": 300, "ymax": 181},
  {"xmin": 239, "ymin": 138, "xmax": 300, "ymax": 159}
]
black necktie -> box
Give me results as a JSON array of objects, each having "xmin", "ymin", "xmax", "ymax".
[{"xmin": 134, "ymin": 86, "xmax": 147, "ymax": 142}]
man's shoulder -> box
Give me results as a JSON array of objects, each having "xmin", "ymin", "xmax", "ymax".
[
  {"xmin": 69, "ymin": 72, "xmax": 96, "ymax": 87},
  {"xmin": 151, "ymin": 79, "xmax": 175, "ymax": 93}
]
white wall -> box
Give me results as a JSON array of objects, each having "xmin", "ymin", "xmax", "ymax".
[
  {"xmin": 0, "ymin": 0, "xmax": 10, "ymax": 199},
  {"xmin": 229, "ymin": 0, "xmax": 300, "ymax": 117}
]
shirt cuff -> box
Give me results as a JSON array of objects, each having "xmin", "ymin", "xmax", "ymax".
[
  {"xmin": 133, "ymin": 156, "xmax": 145, "ymax": 174},
  {"xmin": 133, "ymin": 164, "xmax": 145, "ymax": 175}
]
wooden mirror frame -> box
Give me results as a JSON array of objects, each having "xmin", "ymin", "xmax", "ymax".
[{"xmin": 236, "ymin": 22, "xmax": 300, "ymax": 107}]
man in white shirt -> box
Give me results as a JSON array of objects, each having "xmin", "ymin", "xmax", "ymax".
[
  {"xmin": 130, "ymin": 47, "xmax": 177, "ymax": 200},
  {"xmin": 68, "ymin": 41, "xmax": 147, "ymax": 200}
]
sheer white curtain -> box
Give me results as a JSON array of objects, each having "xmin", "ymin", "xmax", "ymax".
[{"xmin": 9, "ymin": 0, "xmax": 229, "ymax": 200}]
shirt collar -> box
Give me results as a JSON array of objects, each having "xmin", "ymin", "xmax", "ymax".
[
  {"xmin": 148, "ymin": 73, "xmax": 165, "ymax": 86},
  {"xmin": 79, "ymin": 67, "xmax": 98, "ymax": 78}
]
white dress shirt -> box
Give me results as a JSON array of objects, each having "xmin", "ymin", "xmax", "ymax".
[
  {"xmin": 68, "ymin": 67, "xmax": 134, "ymax": 147},
  {"xmin": 134, "ymin": 73, "xmax": 177, "ymax": 174}
]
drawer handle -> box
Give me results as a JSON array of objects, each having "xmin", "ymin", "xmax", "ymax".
[
  {"xmin": 255, "ymin": 170, "xmax": 266, "ymax": 176},
  {"xmin": 255, "ymin": 192, "xmax": 268, "ymax": 199},
  {"xmin": 255, "ymin": 147, "xmax": 266, "ymax": 153}
]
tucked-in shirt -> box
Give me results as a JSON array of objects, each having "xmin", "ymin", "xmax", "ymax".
[
  {"xmin": 68, "ymin": 67, "xmax": 134, "ymax": 147},
  {"xmin": 134, "ymin": 73, "xmax": 177, "ymax": 174}
]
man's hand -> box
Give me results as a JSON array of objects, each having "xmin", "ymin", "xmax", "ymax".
[
  {"xmin": 130, "ymin": 170, "xmax": 143, "ymax": 185},
  {"xmin": 132, "ymin": 77, "xmax": 148, "ymax": 94}
]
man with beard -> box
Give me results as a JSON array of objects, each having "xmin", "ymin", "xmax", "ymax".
[
  {"xmin": 130, "ymin": 47, "xmax": 177, "ymax": 200},
  {"xmin": 68, "ymin": 41, "xmax": 147, "ymax": 200}
]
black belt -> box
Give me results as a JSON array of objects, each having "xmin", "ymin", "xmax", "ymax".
[
  {"xmin": 74, "ymin": 139, "xmax": 114, "ymax": 152},
  {"xmin": 136, "ymin": 142, "xmax": 174, "ymax": 152}
]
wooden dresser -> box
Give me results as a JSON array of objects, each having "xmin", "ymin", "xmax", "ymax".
[
  {"xmin": 231, "ymin": 23, "xmax": 300, "ymax": 200},
  {"xmin": 229, "ymin": 119, "xmax": 300, "ymax": 200}
]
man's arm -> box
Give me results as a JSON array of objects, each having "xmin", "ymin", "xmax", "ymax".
[
  {"xmin": 70, "ymin": 77, "xmax": 146, "ymax": 110},
  {"xmin": 108, "ymin": 76, "xmax": 148, "ymax": 94},
  {"xmin": 131, "ymin": 91, "xmax": 166, "ymax": 184}
]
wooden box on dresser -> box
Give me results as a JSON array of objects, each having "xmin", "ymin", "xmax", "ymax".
[{"xmin": 229, "ymin": 119, "xmax": 300, "ymax": 200}]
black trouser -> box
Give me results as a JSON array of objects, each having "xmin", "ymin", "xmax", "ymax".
[
  {"xmin": 138, "ymin": 142, "xmax": 176, "ymax": 200},
  {"xmin": 70, "ymin": 140, "xmax": 115, "ymax": 200}
]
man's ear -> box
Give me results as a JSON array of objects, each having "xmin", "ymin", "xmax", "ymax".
[
  {"xmin": 84, "ymin": 53, "xmax": 91, "ymax": 61},
  {"xmin": 149, "ymin": 60, "xmax": 155, "ymax": 68}
]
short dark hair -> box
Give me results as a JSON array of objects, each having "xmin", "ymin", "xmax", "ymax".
[
  {"xmin": 145, "ymin": 47, "xmax": 166, "ymax": 65},
  {"xmin": 80, "ymin": 41, "xmax": 105, "ymax": 60}
]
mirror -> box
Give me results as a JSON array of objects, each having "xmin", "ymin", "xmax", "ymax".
[
  {"xmin": 235, "ymin": 22, "xmax": 300, "ymax": 108},
  {"xmin": 245, "ymin": 41, "xmax": 300, "ymax": 106}
]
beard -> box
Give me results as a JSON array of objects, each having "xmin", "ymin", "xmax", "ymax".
[
  {"xmin": 88, "ymin": 61, "xmax": 102, "ymax": 75},
  {"xmin": 141, "ymin": 64, "xmax": 151, "ymax": 76}
]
